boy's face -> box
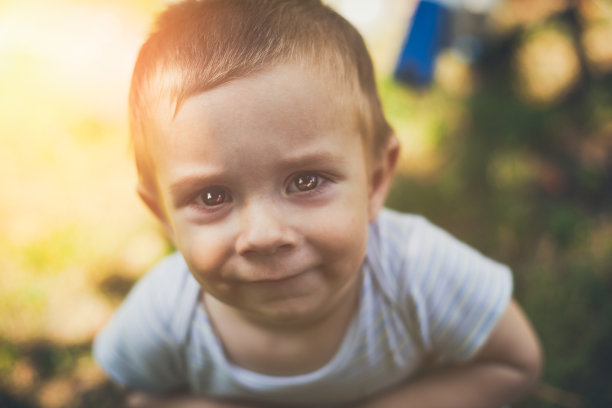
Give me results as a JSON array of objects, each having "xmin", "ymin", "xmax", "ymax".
[{"xmin": 146, "ymin": 64, "xmax": 391, "ymax": 327}]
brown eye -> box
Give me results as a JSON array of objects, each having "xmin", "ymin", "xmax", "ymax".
[
  {"xmin": 294, "ymin": 174, "xmax": 319, "ymax": 192},
  {"xmin": 199, "ymin": 187, "xmax": 227, "ymax": 206}
]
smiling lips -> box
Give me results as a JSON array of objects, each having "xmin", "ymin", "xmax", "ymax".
[
  {"xmin": 231, "ymin": 262, "xmax": 314, "ymax": 284},
  {"xmin": 243, "ymin": 268, "xmax": 310, "ymax": 283},
  {"xmin": 230, "ymin": 251, "xmax": 317, "ymax": 284}
]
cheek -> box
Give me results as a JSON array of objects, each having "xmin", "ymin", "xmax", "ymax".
[
  {"xmin": 305, "ymin": 200, "xmax": 370, "ymax": 269},
  {"xmin": 174, "ymin": 223, "xmax": 234, "ymax": 279}
]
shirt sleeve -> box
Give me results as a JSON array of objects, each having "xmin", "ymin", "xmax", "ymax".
[
  {"xmin": 93, "ymin": 254, "xmax": 195, "ymax": 393},
  {"xmin": 402, "ymin": 217, "xmax": 513, "ymax": 362}
]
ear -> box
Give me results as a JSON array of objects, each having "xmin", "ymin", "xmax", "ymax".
[
  {"xmin": 137, "ymin": 183, "xmax": 175, "ymax": 241},
  {"xmin": 368, "ymin": 136, "xmax": 400, "ymax": 223}
]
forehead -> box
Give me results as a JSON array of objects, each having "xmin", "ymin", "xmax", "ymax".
[
  {"xmin": 144, "ymin": 64, "xmax": 378, "ymax": 196},
  {"xmin": 151, "ymin": 64, "xmax": 365, "ymax": 167}
]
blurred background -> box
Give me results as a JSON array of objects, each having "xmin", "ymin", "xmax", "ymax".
[{"xmin": 0, "ymin": 0, "xmax": 610, "ymax": 406}]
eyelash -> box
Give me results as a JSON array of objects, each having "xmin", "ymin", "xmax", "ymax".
[
  {"xmin": 191, "ymin": 172, "xmax": 330, "ymax": 210},
  {"xmin": 286, "ymin": 172, "xmax": 328, "ymax": 195},
  {"xmin": 194, "ymin": 186, "xmax": 232, "ymax": 208}
]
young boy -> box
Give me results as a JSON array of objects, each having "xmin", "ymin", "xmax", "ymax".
[{"xmin": 94, "ymin": 1, "xmax": 542, "ymax": 407}]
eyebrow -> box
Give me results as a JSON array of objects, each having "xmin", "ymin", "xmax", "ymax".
[
  {"xmin": 168, "ymin": 150, "xmax": 348, "ymax": 196},
  {"xmin": 277, "ymin": 150, "xmax": 349, "ymax": 169},
  {"xmin": 168, "ymin": 167, "xmax": 224, "ymax": 197}
]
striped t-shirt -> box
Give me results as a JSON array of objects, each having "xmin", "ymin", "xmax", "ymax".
[{"xmin": 94, "ymin": 208, "xmax": 512, "ymax": 406}]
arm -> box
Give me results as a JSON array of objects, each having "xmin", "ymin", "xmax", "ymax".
[
  {"xmin": 123, "ymin": 390, "xmax": 260, "ymax": 408},
  {"xmin": 356, "ymin": 300, "xmax": 542, "ymax": 408}
]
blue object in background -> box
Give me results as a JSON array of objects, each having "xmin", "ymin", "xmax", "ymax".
[{"xmin": 394, "ymin": 0, "xmax": 450, "ymax": 88}]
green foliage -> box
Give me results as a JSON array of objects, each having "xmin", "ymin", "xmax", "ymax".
[{"xmin": 383, "ymin": 5, "xmax": 612, "ymax": 407}]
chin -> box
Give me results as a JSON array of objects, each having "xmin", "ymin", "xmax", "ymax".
[{"xmin": 251, "ymin": 298, "xmax": 329, "ymax": 327}]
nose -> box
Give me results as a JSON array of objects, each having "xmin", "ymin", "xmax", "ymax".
[{"xmin": 235, "ymin": 198, "xmax": 298, "ymax": 256}]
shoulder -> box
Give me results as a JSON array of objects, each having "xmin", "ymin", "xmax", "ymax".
[
  {"xmin": 93, "ymin": 252, "xmax": 200, "ymax": 391},
  {"xmin": 139, "ymin": 251, "xmax": 191, "ymax": 289},
  {"xmin": 372, "ymin": 207, "xmax": 426, "ymax": 239},
  {"xmin": 137, "ymin": 252, "xmax": 194, "ymax": 303},
  {"xmin": 370, "ymin": 208, "xmax": 511, "ymax": 285},
  {"xmin": 368, "ymin": 208, "xmax": 513, "ymax": 361},
  {"xmin": 370, "ymin": 208, "xmax": 439, "ymax": 264},
  {"xmin": 121, "ymin": 251, "xmax": 199, "ymax": 340},
  {"xmin": 373, "ymin": 207, "xmax": 471, "ymax": 252},
  {"xmin": 367, "ymin": 208, "xmax": 445, "ymax": 289}
]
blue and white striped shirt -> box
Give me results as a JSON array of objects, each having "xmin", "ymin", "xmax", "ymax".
[{"xmin": 94, "ymin": 208, "xmax": 512, "ymax": 406}]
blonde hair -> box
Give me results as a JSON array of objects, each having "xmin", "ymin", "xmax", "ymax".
[{"xmin": 130, "ymin": 0, "xmax": 392, "ymax": 191}]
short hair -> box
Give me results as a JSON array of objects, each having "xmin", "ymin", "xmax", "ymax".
[{"xmin": 130, "ymin": 0, "xmax": 393, "ymax": 191}]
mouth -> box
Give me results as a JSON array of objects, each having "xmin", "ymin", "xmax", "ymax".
[
  {"xmin": 250, "ymin": 270, "xmax": 307, "ymax": 283},
  {"xmin": 232, "ymin": 255, "xmax": 318, "ymax": 284},
  {"xmin": 238, "ymin": 266, "xmax": 312, "ymax": 284}
]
